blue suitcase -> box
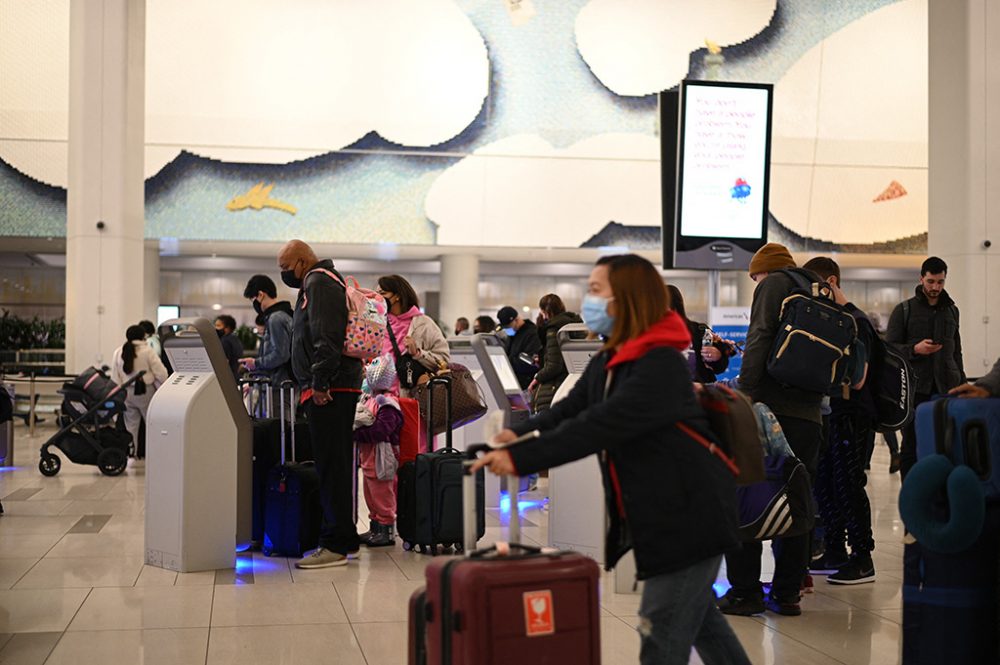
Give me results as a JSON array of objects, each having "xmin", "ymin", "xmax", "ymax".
[
  {"xmin": 902, "ymin": 505, "xmax": 1000, "ymax": 664},
  {"xmin": 915, "ymin": 397, "xmax": 1000, "ymax": 498}
]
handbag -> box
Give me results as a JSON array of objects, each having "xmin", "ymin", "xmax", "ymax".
[
  {"xmin": 386, "ymin": 321, "xmax": 429, "ymax": 389},
  {"xmin": 413, "ymin": 364, "xmax": 488, "ymax": 436}
]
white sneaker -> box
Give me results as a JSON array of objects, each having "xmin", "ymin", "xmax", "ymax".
[{"xmin": 295, "ymin": 547, "xmax": 348, "ymax": 569}]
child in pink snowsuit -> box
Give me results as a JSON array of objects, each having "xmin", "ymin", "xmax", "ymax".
[{"xmin": 354, "ymin": 355, "xmax": 404, "ymax": 547}]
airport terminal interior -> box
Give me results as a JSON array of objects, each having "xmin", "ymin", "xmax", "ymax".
[{"xmin": 1, "ymin": 0, "xmax": 999, "ymax": 664}]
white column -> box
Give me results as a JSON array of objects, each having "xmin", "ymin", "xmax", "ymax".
[
  {"xmin": 66, "ymin": 0, "xmax": 145, "ymax": 372},
  {"xmin": 143, "ymin": 243, "xmax": 160, "ymax": 324},
  {"xmin": 439, "ymin": 254, "xmax": 480, "ymax": 335},
  {"xmin": 928, "ymin": 0, "xmax": 1000, "ymax": 377}
]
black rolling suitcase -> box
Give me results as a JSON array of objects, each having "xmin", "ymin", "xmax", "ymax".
[
  {"xmin": 263, "ymin": 384, "xmax": 322, "ymax": 557},
  {"xmin": 241, "ymin": 378, "xmax": 279, "ymax": 547},
  {"xmin": 398, "ymin": 376, "xmax": 485, "ymax": 554}
]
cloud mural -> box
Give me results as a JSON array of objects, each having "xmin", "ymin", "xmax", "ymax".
[
  {"xmin": 426, "ymin": 133, "xmax": 661, "ymax": 247},
  {"xmin": 0, "ymin": 0, "xmax": 489, "ymax": 187},
  {"xmin": 769, "ymin": 0, "xmax": 927, "ymax": 244},
  {"xmin": 575, "ymin": 0, "xmax": 777, "ymax": 96}
]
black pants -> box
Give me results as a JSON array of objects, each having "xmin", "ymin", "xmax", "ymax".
[
  {"xmin": 900, "ymin": 392, "xmax": 935, "ymax": 481},
  {"xmin": 726, "ymin": 414, "xmax": 821, "ymax": 602},
  {"xmin": 306, "ymin": 393, "xmax": 360, "ymax": 554},
  {"xmin": 815, "ymin": 410, "xmax": 875, "ymax": 557}
]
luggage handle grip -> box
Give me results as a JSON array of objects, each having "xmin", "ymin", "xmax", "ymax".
[{"xmin": 427, "ymin": 375, "xmax": 453, "ymax": 451}]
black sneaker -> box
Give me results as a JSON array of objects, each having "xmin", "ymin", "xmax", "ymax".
[
  {"xmin": 810, "ymin": 551, "xmax": 850, "ymax": 574},
  {"xmin": 717, "ymin": 592, "xmax": 765, "ymax": 616},
  {"xmin": 827, "ymin": 557, "xmax": 875, "ymax": 585},
  {"xmin": 889, "ymin": 453, "xmax": 901, "ymax": 474},
  {"xmin": 765, "ymin": 594, "xmax": 802, "ymax": 616}
]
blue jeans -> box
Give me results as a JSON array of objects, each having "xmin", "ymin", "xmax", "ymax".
[{"xmin": 638, "ymin": 556, "xmax": 751, "ymax": 665}]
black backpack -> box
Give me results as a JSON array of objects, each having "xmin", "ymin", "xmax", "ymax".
[
  {"xmin": 866, "ymin": 329, "xmax": 915, "ymax": 432},
  {"xmin": 765, "ymin": 269, "xmax": 858, "ymax": 394}
]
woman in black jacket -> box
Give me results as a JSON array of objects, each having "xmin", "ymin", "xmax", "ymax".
[
  {"xmin": 473, "ymin": 255, "xmax": 749, "ymax": 665},
  {"xmin": 666, "ymin": 285, "xmax": 734, "ymax": 384},
  {"xmin": 529, "ymin": 293, "xmax": 582, "ymax": 412}
]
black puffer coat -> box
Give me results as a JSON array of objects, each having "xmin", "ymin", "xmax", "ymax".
[{"xmin": 532, "ymin": 311, "xmax": 583, "ymax": 412}]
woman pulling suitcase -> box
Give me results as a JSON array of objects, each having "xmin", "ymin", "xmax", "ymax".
[{"xmin": 471, "ymin": 254, "xmax": 750, "ymax": 665}]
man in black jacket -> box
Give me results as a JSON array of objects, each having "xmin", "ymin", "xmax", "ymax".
[
  {"xmin": 278, "ymin": 240, "xmax": 363, "ymax": 568},
  {"xmin": 885, "ymin": 256, "xmax": 965, "ymax": 479},
  {"xmin": 497, "ymin": 305, "xmax": 543, "ymax": 390},
  {"xmin": 719, "ymin": 243, "xmax": 824, "ymax": 617}
]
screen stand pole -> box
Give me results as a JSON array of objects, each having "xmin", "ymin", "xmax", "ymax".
[{"xmin": 707, "ymin": 269, "xmax": 721, "ymax": 309}]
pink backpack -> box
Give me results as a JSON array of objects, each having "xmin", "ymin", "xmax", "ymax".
[{"xmin": 303, "ymin": 269, "xmax": 387, "ymax": 360}]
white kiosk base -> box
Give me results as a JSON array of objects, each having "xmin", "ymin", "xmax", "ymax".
[
  {"xmin": 145, "ymin": 322, "xmax": 247, "ymax": 573},
  {"xmin": 547, "ymin": 360, "xmax": 641, "ymax": 593}
]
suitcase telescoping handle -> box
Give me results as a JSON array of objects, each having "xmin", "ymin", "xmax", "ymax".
[
  {"xmin": 238, "ymin": 376, "xmax": 272, "ymax": 419},
  {"xmin": 463, "ymin": 434, "xmax": 540, "ymax": 554},
  {"xmin": 279, "ymin": 380, "xmax": 297, "ymax": 464},
  {"xmin": 427, "ymin": 375, "xmax": 453, "ymax": 452}
]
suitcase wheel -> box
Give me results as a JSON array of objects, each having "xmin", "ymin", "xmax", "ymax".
[
  {"xmin": 454, "ymin": 543, "xmax": 464, "ymax": 553},
  {"xmin": 402, "ymin": 541, "xmax": 413, "ymax": 552}
]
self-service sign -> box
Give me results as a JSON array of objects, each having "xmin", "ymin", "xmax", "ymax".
[
  {"xmin": 709, "ymin": 306, "xmax": 750, "ymax": 383},
  {"xmin": 523, "ymin": 590, "xmax": 555, "ymax": 637}
]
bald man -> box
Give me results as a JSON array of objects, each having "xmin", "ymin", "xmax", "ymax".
[{"xmin": 279, "ymin": 239, "xmax": 363, "ymax": 568}]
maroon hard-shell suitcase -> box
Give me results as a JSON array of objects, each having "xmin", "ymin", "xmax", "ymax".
[{"xmin": 410, "ymin": 442, "xmax": 602, "ymax": 665}]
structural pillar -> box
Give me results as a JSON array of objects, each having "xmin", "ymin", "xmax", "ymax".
[
  {"xmin": 66, "ymin": 0, "xmax": 145, "ymax": 371},
  {"xmin": 928, "ymin": 0, "xmax": 1000, "ymax": 377},
  {"xmin": 439, "ymin": 254, "xmax": 480, "ymax": 335},
  {"xmin": 143, "ymin": 243, "xmax": 160, "ymax": 324}
]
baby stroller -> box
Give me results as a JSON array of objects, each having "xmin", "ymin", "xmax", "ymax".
[{"xmin": 39, "ymin": 367, "xmax": 144, "ymax": 477}]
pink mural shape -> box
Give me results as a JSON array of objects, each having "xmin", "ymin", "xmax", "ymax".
[{"xmin": 873, "ymin": 180, "xmax": 907, "ymax": 202}]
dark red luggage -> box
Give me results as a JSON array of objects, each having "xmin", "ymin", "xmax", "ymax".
[{"xmin": 410, "ymin": 443, "xmax": 601, "ymax": 665}]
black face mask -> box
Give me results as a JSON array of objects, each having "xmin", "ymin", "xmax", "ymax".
[
  {"xmin": 216, "ymin": 328, "xmax": 225, "ymax": 338},
  {"xmin": 252, "ymin": 299, "xmax": 263, "ymax": 315},
  {"xmin": 281, "ymin": 269, "xmax": 302, "ymax": 289}
]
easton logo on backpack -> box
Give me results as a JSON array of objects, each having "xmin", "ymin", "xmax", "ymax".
[{"xmin": 766, "ymin": 268, "xmax": 858, "ymax": 394}]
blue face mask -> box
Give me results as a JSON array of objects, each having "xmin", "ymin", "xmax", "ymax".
[
  {"xmin": 582, "ymin": 294, "xmax": 615, "ymax": 336},
  {"xmin": 502, "ymin": 327, "xmax": 516, "ymax": 337}
]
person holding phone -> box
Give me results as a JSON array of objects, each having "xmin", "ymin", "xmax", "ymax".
[
  {"xmin": 885, "ymin": 256, "xmax": 965, "ymax": 479},
  {"xmin": 472, "ymin": 254, "xmax": 749, "ymax": 665}
]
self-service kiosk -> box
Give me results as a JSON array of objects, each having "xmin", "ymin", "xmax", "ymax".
[
  {"xmin": 547, "ymin": 324, "xmax": 640, "ymax": 593},
  {"xmin": 446, "ymin": 333, "xmax": 531, "ymax": 507},
  {"xmin": 145, "ymin": 319, "xmax": 252, "ymax": 572}
]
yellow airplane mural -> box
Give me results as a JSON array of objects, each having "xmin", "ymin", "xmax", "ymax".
[{"xmin": 226, "ymin": 183, "xmax": 297, "ymax": 215}]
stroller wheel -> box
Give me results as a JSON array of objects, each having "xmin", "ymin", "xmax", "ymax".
[
  {"xmin": 97, "ymin": 448, "xmax": 128, "ymax": 476},
  {"xmin": 39, "ymin": 454, "xmax": 61, "ymax": 477}
]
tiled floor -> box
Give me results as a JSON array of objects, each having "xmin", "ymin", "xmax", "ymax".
[{"xmin": 0, "ymin": 424, "xmax": 906, "ymax": 664}]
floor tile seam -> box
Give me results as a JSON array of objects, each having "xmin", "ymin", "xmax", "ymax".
[
  {"xmin": 745, "ymin": 614, "xmax": 854, "ymax": 665},
  {"xmin": 810, "ymin": 588, "xmax": 902, "ymax": 611},
  {"xmin": 44, "ymin": 585, "xmax": 95, "ymax": 663},
  {"xmin": 201, "ymin": 582, "xmax": 215, "ymax": 665}
]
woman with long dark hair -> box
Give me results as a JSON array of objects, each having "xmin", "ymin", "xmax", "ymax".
[
  {"xmin": 666, "ymin": 285, "xmax": 733, "ymax": 384},
  {"xmin": 472, "ymin": 255, "xmax": 749, "ymax": 665},
  {"xmin": 530, "ymin": 293, "xmax": 581, "ymax": 412},
  {"xmin": 111, "ymin": 324, "xmax": 168, "ymax": 459}
]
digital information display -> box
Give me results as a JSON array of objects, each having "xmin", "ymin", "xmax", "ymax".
[
  {"xmin": 663, "ymin": 80, "xmax": 773, "ymax": 271},
  {"xmin": 488, "ymin": 351, "xmax": 522, "ymax": 393},
  {"xmin": 679, "ymin": 84, "xmax": 771, "ymax": 239}
]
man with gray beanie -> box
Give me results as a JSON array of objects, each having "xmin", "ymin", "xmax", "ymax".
[{"xmin": 718, "ymin": 243, "xmax": 824, "ymax": 618}]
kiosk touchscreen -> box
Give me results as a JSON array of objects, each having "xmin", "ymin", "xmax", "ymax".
[{"xmin": 145, "ymin": 318, "xmax": 252, "ymax": 572}]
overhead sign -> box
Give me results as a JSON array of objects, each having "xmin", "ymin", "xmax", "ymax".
[{"xmin": 662, "ymin": 80, "xmax": 773, "ymax": 270}]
